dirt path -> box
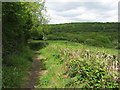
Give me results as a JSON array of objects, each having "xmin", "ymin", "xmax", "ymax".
[{"xmin": 28, "ymin": 51, "xmax": 48, "ymax": 88}]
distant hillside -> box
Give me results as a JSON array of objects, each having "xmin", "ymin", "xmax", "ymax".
[
  {"xmin": 48, "ymin": 22, "xmax": 118, "ymax": 33},
  {"xmin": 41, "ymin": 22, "xmax": 119, "ymax": 48}
]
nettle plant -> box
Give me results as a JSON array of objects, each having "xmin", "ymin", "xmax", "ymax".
[{"xmin": 61, "ymin": 49, "xmax": 119, "ymax": 88}]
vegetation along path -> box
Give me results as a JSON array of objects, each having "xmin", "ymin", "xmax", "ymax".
[
  {"xmin": 30, "ymin": 40, "xmax": 120, "ymax": 88},
  {"xmin": 28, "ymin": 50, "xmax": 48, "ymax": 88}
]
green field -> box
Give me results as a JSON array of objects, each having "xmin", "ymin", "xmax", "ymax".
[
  {"xmin": 2, "ymin": 2, "xmax": 120, "ymax": 89},
  {"xmin": 29, "ymin": 40, "xmax": 119, "ymax": 88}
]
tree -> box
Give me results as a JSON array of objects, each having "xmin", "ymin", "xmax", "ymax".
[{"xmin": 2, "ymin": 1, "xmax": 49, "ymax": 59}]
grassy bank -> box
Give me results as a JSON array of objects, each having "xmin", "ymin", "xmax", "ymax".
[
  {"xmin": 2, "ymin": 46, "xmax": 34, "ymax": 88},
  {"xmin": 34, "ymin": 40, "xmax": 119, "ymax": 88}
]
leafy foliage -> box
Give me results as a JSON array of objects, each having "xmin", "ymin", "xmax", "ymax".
[
  {"xmin": 46, "ymin": 23, "xmax": 118, "ymax": 48},
  {"xmin": 34, "ymin": 40, "xmax": 119, "ymax": 88},
  {"xmin": 2, "ymin": 1, "xmax": 48, "ymax": 59},
  {"xmin": 2, "ymin": 1, "xmax": 49, "ymax": 88}
]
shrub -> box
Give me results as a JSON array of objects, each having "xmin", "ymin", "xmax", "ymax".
[{"xmin": 64, "ymin": 50, "xmax": 119, "ymax": 88}]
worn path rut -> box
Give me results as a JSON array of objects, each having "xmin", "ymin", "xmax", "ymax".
[{"xmin": 28, "ymin": 51, "xmax": 47, "ymax": 88}]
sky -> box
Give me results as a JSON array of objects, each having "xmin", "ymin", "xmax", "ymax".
[{"xmin": 45, "ymin": 0, "xmax": 119, "ymax": 24}]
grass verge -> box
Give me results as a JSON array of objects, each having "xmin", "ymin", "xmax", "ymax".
[
  {"xmin": 34, "ymin": 40, "xmax": 119, "ymax": 88},
  {"xmin": 2, "ymin": 46, "xmax": 33, "ymax": 88}
]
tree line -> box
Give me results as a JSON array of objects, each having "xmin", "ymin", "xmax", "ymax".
[
  {"xmin": 45, "ymin": 22, "xmax": 119, "ymax": 48},
  {"xmin": 2, "ymin": 1, "xmax": 49, "ymax": 61}
]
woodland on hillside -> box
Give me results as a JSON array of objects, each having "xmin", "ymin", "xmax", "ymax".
[{"xmin": 2, "ymin": 1, "xmax": 120, "ymax": 88}]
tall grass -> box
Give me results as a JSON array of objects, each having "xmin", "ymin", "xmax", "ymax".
[
  {"xmin": 36, "ymin": 44, "xmax": 65, "ymax": 88},
  {"xmin": 35, "ymin": 40, "xmax": 119, "ymax": 88},
  {"xmin": 2, "ymin": 46, "xmax": 33, "ymax": 88}
]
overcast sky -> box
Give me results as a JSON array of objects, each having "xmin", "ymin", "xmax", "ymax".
[{"xmin": 45, "ymin": 0, "xmax": 119, "ymax": 24}]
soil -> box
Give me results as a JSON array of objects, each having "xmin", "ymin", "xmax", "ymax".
[{"xmin": 28, "ymin": 51, "xmax": 48, "ymax": 88}]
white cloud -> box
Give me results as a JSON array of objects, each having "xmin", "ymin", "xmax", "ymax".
[
  {"xmin": 75, "ymin": 13, "xmax": 97, "ymax": 20},
  {"xmin": 45, "ymin": 0, "xmax": 119, "ymax": 24},
  {"xmin": 46, "ymin": 0, "xmax": 119, "ymax": 2},
  {"xmin": 47, "ymin": 10, "xmax": 74, "ymax": 24},
  {"xmin": 60, "ymin": 7, "xmax": 86, "ymax": 16}
]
